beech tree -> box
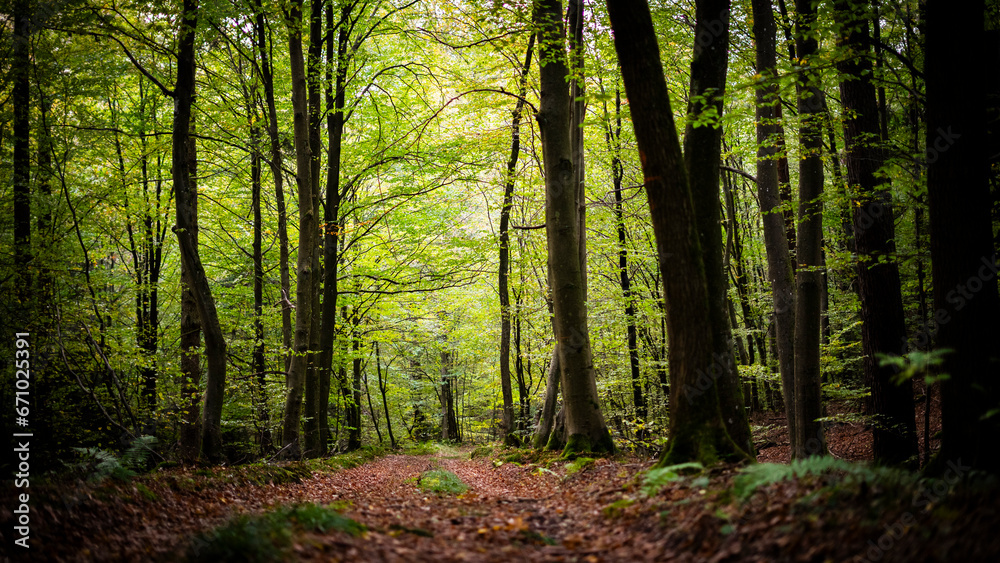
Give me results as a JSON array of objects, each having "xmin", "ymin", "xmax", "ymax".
[
  {"xmin": 607, "ymin": 0, "xmax": 750, "ymax": 465},
  {"xmin": 534, "ymin": 0, "xmax": 613, "ymax": 455}
]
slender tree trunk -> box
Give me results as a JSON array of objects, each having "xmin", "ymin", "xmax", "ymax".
[
  {"xmin": 791, "ymin": 0, "xmax": 827, "ymax": 459},
  {"xmin": 375, "ymin": 342, "xmax": 396, "ymax": 448},
  {"xmin": 924, "ymin": 0, "xmax": 1000, "ymax": 474},
  {"xmin": 348, "ymin": 317, "xmax": 362, "ymax": 450},
  {"xmin": 251, "ymin": 122, "xmax": 271, "ymax": 455},
  {"xmin": 607, "ymin": 0, "xmax": 750, "ymax": 465},
  {"xmin": 532, "ymin": 349, "xmax": 561, "ymax": 449},
  {"xmin": 750, "ymin": 0, "xmax": 797, "ymax": 453},
  {"xmin": 499, "ymin": 35, "xmax": 535, "ymax": 447},
  {"xmin": 835, "ymin": 0, "xmax": 917, "ymax": 466},
  {"xmin": 254, "ymin": 1, "xmax": 292, "ymax": 371},
  {"xmin": 13, "ymin": 4, "xmax": 31, "ymax": 305},
  {"xmin": 302, "ymin": 0, "xmax": 325, "ymax": 459},
  {"xmin": 280, "ymin": 0, "xmax": 317, "ymax": 459},
  {"xmin": 535, "ymin": 0, "xmax": 613, "ymax": 455},
  {"xmin": 172, "ymin": 0, "xmax": 227, "ymax": 462},
  {"xmin": 318, "ymin": 2, "xmax": 349, "ymax": 459},
  {"xmin": 604, "ymin": 89, "xmax": 645, "ymax": 424}
]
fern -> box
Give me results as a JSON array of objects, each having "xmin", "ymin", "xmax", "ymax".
[
  {"xmin": 642, "ymin": 462, "xmax": 704, "ymax": 497},
  {"xmin": 732, "ymin": 457, "xmax": 916, "ymax": 501},
  {"xmin": 121, "ymin": 435, "xmax": 158, "ymax": 472}
]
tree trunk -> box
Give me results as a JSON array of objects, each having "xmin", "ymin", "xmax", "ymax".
[
  {"xmin": 251, "ymin": 122, "xmax": 271, "ymax": 455},
  {"xmin": 13, "ymin": 3, "xmax": 31, "ymax": 305},
  {"xmin": 750, "ymin": 0, "xmax": 797, "ymax": 453},
  {"xmin": 535, "ymin": 0, "xmax": 613, "ymax": 455},
  {"xmin": 172, "ymin": 0, "xmax": 227, "ymax": 462},
  {"xmin": 375, "ymin": 342, "xmax": 396, "ymax": 448},
  {"xmin": 499, "ymin": 35, "xmax": 534, "ymax": 447},
  {"xmin": 604, "ymin": 89, "xmax": 645, "ymax": 425},
  {"xmin": 280, "ymin": 0, "xmax": 317, "ymax": 459},
  {"xmin": 835, "ymin": 0, "xmax": 917, "ymax": 466},
  {"xmin": 607, "ymin": 0, "xmax": 750, "ymax": 465},
  {"xmin": 925, "ymin": 0, "xmax": 1000, "ymax": 474},
  {"xmin": 254, "ymin": 0, "xmax": 292, "ymax": 372},
  {"xmin": 791, "ymin": 0, "xmax": 827, "ymax": 459},
  {"xmin": 318, "ymin": 2, "xmax": 350, "ymax": 460},
  {"xmin": 683, "ymin": 0, "xmax": 753, "ymax": 456},
  {"xmin": 302, "ymin": 0, "xmax": 325, "ymax": 459},
  {"xmin": 532, "ymin": 349, "xmax": 561, "ymax": 449}
]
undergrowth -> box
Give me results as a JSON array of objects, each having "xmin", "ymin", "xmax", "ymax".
[
  {"xmin": 418, "ymin": 469, "xmax": 469, "ymax": 495},
  {"xmin": 186, "ymin": 503, "xmax": 365, "ymax": 563}
]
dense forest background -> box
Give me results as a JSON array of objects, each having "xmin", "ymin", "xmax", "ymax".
[{"xmin": 2, "ymin": 0, "xmax": 999, "ymax": 477}]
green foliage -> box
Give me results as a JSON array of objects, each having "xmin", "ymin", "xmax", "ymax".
[
  {"xmin": 878, "ymin": 348, "xmax": 953, "ymax": 386},
  {"xmin": 417, "ymin": 469, "xmax": 469, "ymax": 495},
  {"xmin": 404, "ymin": 441, "xmax": 440, "ymax": 456},
  {"xmin": 642, "ymin": 462, "xmax": 704, "ymax": 497},
  {"xmin": 565, "ymin": 457, "xmax": 595, "ymax": 475},
  {"xmin": 69, "ymin": 435, "xmax": 158, "ymax": 483},
  {"xmin": 186, "ymin": 503, "xmax": 365, "ymax": 563},
  {"xmin": 732, "ymin": 457, "xmax": 918, "ymax": 501}
]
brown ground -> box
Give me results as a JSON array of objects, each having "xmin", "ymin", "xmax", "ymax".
[{"xmin": 7, "ymin": 416, "xmax": 998, "ymax": 563}]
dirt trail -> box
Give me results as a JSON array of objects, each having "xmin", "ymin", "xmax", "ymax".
[{"xmin": 15, "ymin": 445, "xmax": 998, "ymax": 562}]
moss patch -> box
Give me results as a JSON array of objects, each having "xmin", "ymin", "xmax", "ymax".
[{"xmin": 417, "ymin": 469, "xmax": 469, "ymax": 495}]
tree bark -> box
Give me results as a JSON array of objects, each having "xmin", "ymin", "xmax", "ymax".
[
  {"xmin": 535, "ymin": 0, "xmax": 613, "ymax": 455},
  {"xmin": 607, "ymin": 0, "xmax": 750, "ymax": 465},
  {"xmin": 499, "ymin": 35, "xmax": 535, "ymax": 447},
  {"xmin": 254, "ymin": 0, "xmax": 292, "ymax": 372},
  {"xmin": 302, "ymin": 0, "xmax": 325, "ymax": 459},
  {"xmin": 172, "ymin": 0, "xmax": 227, "ymax": 462},
  {"xmin": 13, "ymin": 3, "xmax": 31, "ymax": 305},
  {"xmin": 835, "ymin": 0, "xmax": 917, "ymax": 466},
  {"xmin": 750, "ymin": 0, "xmax": 798, "ymax": 454},
  {"xmin": 280, "ymin": 0, "xmax": 317, "ymax": 459},
  {"xmin": 318, "ymin": 1, "xmax": 350, "ymax": 459},
  {"xmin": 791, "ymin": 0, "xmax": 827, "ymax": 459},
  {"xmin": 683, "ymin": 0, "xmax": 753, "ymax": 456},
  {"xmin": 925, "ymin": 0, "xmax": 1000, "ymax": 474}
]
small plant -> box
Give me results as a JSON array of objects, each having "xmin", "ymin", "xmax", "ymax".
[
  {"xmin": 641, "ymin": 462, "xmax": 704, "ymax": 497},
  {"xmin": 417, "ymin": 469, "xmax": 468, "ymax": 495},
  {"xmin": 565, "ymin": 457, "xmax": 595, "ymax": 475},
  {"xmin": 731, "ymin": 456, "xmax": 915, "ymax": 501},
  {"xmin": 70, "ymin": 435, "xmax": 159, "ymax": 483},
  {"xmin": 405, "ymin": 441, "xmax": 439, "ymax": 456},
  {"xmin": 187, "ymin": 503, "xmax": 364, "ymax": 563}
]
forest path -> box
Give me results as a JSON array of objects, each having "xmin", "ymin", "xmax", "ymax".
[{"xmin": 282, "ymin": 447, "xmax": 635, "ymax": 561}]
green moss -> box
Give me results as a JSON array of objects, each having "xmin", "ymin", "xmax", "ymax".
[
  {"xmin": 417, "ymin": 469, "xmax": 469, "ymax": 495},
  {"xmin": 561, "ymin": 429, "xmax": 615, "ymax": 459},
  {"xmin": 565, "ymin": 457, "xmax": 595, "ymax": 475},
  {"xmin": 601, "ymin": 498, "xmax": 636, "ymax": 518}
]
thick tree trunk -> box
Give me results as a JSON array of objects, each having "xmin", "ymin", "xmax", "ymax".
[
  {"xmin": 607, "ymin": 0, "xmax": 750, "ymax": 465},
  {"xmin": 925, "ymin": 0, "xmax": 1000, "ymax": 474},
  {"xmin": 791, "ymin": 0, "xmax": 827, "ymax": 459},
  {"xmin": 499, "ymin": 35, "xmax": 534, "ymax": 447},
  {"xmin": 835, "ymin": 0, "xmax": 917, "ymax": 466},
  {"xmin": 535, "ymin": 0, "xmax": 613, "ymax": 455},
  {"xmin": 750, "ymin": 0, "xmax": 797, "ymax": 453},
  {"xmin": 280, "ymin": 0, "xmax": 317, "ymax": 459},
  {"xmin": 683, "ymin": 0, "xmax": 753, "ymax": 456}
]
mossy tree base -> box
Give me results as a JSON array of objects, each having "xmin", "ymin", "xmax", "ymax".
[
  {"xmin": 656, "ymin": 424, "xmax": 752, "ymax": 468},
  {"xmin": 561, "ymin": 430, "xmax": 616, "ymax": 459}
]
